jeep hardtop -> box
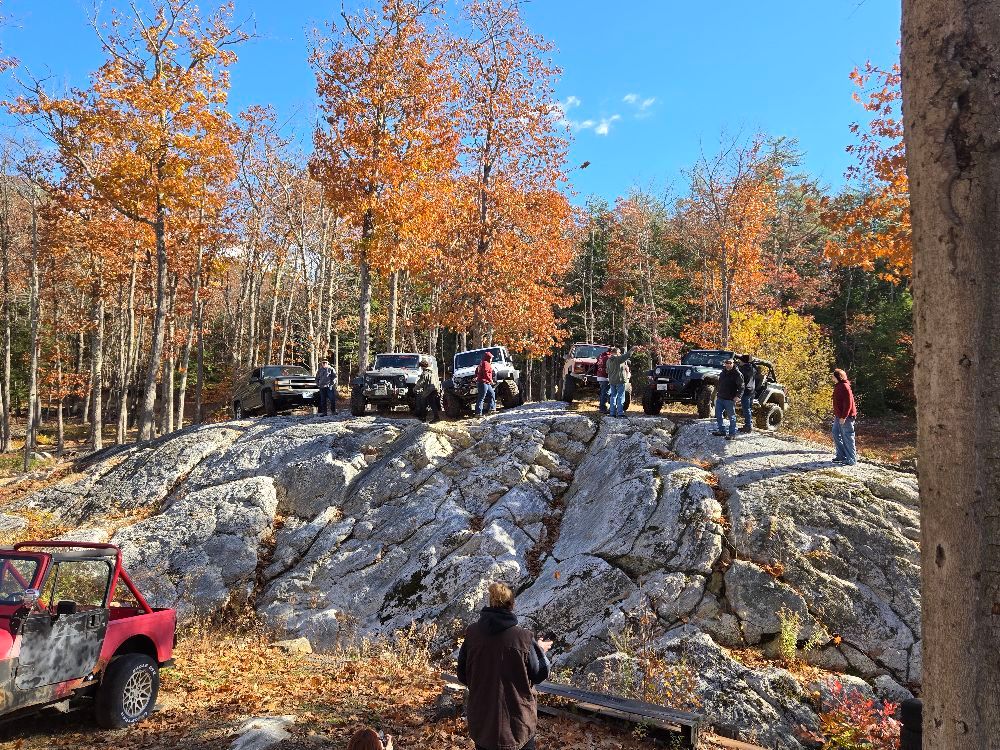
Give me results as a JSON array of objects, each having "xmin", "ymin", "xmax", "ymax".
[
  {"xmin": 0, "ymin": 541, "xmax": 175, "ymax": 728},
  {"xmin": 442, "ymin": 346, "xmax": 523, "ymax": 418},
  {"xmin": 351, "ymin": 353, "xmax": 439, "ymax": 416}
]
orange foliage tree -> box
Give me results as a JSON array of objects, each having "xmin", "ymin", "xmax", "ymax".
[
  {"xmin": 310, "ymin": 0, "xmax": 459, "ymax": 372},
  {"xmin": 821, "ymin": 62, "xmax": 910, "ymax": 280},
  {"xmin": 680, "ymin": 134, "xmax": 781, "ymax": 346},
  {"xmin": 433, "ymin": 0, "xmax": 574, "ymax": 356},
  {"xmin": 12, "ymin": 1, "xmax": 246, "ymax": 441}
]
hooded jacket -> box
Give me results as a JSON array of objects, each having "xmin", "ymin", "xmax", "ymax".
[
  {"xmin": 595, "ymin": 351, "xmax": 612, "ymax": 380},
  {"xmin": 607, "ymin": 351, "xmax": 632, "ymax": 386},
  {"xmin": 457, "ymin": 607, "xmax": 550, "ymax": 750},
  {"xmin": 475, "ymin": 352, "xmax": 496, "ymax": 384},
  {"xmin": 716, "ymin": 366, "xmax": 745, "ymax": 401},
  {"xmin": 833, "ymin": 379, "xmax": 857, "ymax": 419}
]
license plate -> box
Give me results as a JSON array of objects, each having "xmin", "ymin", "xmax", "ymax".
[
  {"xmin": 302, "ymin": 391, "xmax": 317, "ymax": 399},
  {"xmin": 656, "ymin": 384, "xmax": 669, "ymax": 391}
]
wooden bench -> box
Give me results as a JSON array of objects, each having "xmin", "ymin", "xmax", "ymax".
[{"xmin": 441, "ymin": 673, "xmax": 703, "ymax": 748}]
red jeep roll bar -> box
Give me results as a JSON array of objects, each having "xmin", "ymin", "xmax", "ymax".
[{"xmin": 13, "ymin": 541, "xmax": 153, "ymax": 614}]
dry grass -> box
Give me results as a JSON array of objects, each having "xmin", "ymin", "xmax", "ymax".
[{"xmin": 0, "ymin": 623, "xmax": 659, "ymax": 750}]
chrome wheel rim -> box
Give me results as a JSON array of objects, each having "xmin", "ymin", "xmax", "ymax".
[{"xmin": 122, "ymin": 669, "xmax": 153, "ymax": 719}]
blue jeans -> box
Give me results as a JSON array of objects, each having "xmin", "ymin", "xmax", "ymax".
[
  {"xmin": 318, "ymin": 386, "xmax": 336, "ymax": 415},
  {"xmin": 740, "ymin": 392, "xmax": 753, "ymax": 430},
  {"xmin": 476, "ymin": 382, "xmax": 496, "ymax": 415},
  {"xmin": 608, "ymin": 382, "xmax": 626, "ymax": 416},
  {"xmin": 832, "ymin": 417, "xmax": 857, "ymax": 464},
  {"xmin": 715, "ymin": 398, "xmax": 737, "ymax": 436},
  {"xmin": 598, "ymin": 380, "xmax": 610, "ymax": 412}
]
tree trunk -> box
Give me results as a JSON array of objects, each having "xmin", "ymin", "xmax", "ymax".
[
  {"xmin": 902, "ymin": 2, "xmax": 1000, "ymax": 746},
  {"xmin": 23, "ymin": 191, "xmax": 40, "ymax": 472},
  {"xmin": 387, "ymin": 269, "xmax": 399, "ymax": 351},
  {"xmin": 137, "ymin": 205, "xmax": 169, "ymax": 442},
  {"xmin": 357, "ymin": 209, "xmax": 375, "ymax": 374},
  {"xmin": 0, "ymin": 213, "xmax": 11, "ymax": 453},
  {"xmin": 89, "ymin": 273, "xmax": 104, "ymax": 452},
  {"xmin": 195, "ymin": 298, "xmax": 205, "ymax": 424},
  {"xmin": 176, "ymin": 248, "xmax": 201, "ymax": 430}
]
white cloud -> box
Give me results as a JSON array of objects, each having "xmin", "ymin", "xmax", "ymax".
[
  {"xmin": 640, "ymin": 97, "xmax": 656, "ymax": 110},
  {"xmin": 623, "ymin": 93, "xmax": 639, "ymax": 104},
  {"xmin": 594, "ymin": 114, "xmax": 621, "ymax": 136},
  {"xmin": 565, "ymin": 95, "xmax": 582, "ymax": 109}
]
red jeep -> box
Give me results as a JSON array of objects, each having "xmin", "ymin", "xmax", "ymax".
[{"xmin": 0, "ymin": 541, "xmax": 175, "ymax": 728}]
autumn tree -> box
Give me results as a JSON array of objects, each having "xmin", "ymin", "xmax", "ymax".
[
  {"xmin": 310, "ymin": 0, "xmax": 459, "ymax": 373},
  {"xmin": 821, "ymin": 63, "xmax": 909, "ymax": 281},
  {"xmin": 902, "ymin": 0, "xmax": 1000, "ymax": 746},
  {"xmin": 433, "ymin": 0, "xmax": 574, "ymax": 356},
  {"xmin": 13, "ymin": 0, "xmax": 246, "ymax": 441},
  {"xmin": 680, "ymin": 134, "xmax": 782, "ymax": 347}
]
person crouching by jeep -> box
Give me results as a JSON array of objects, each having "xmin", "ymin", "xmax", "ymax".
[
  {"xmin": 831, "ymin": 368, "xmax": 857, "ymax": 465},
  {"xmin": 416, "ymin": 358, "xmax": 441, "ymax": 424},
  {"xmin": 737, "ymin": 354, "xmax": 755, "ymax": 433},
  {"xmin": 712, "ymin": 358, "xmax": 744, "ymax": 440},
  {"xmin": 316, "ymin": 358, "xmax": 337, "ymax": 415},
  {"xmin": 458, "ymin": 582, "xmax": 552, "ymax": 750},
  {"xmin": 475, "ymin": 351, "xmax": 497, "ymax": 417}
]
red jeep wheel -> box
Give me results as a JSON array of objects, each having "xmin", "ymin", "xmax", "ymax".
[{"xmin": 96, "ymin": 653, "xmax": 160, "ymax": 728}]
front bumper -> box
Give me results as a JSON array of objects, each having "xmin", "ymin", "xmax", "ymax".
[{"xmin": 273, "ymin": 389, "xmax": 319, "ymax": 407}]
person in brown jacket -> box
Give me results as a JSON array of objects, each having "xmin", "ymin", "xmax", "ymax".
[{"xmin": 457, "ymin": 583, "xmax": 552, "ymax": 750}]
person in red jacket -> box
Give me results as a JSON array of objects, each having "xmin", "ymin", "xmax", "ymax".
[
  {"xmin": 595, "ymin": 349, "xmax": 612, "ymax": 413},
  {"xmin": 475, "ymin": 351, "xmax": 497, "ymax": 417},
  {"xmin": 831, "ymin": 368, "xmax": 857, "ymax": 465}
]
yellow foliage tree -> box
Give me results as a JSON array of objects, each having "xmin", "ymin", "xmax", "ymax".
[{"xmin": 728, "ymin": 309, "xmax": 834, "ymax": 428}]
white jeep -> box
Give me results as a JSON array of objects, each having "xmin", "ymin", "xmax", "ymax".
[{"xmin": 442, "ymin": 346, "xmax": 523, "ymax": 418}]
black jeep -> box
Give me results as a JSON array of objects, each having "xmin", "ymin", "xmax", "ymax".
[
  {"xmin": 642, "ymin": 352, "xmax": 789, "ymax": 430},
  {"xmin": 642, "ymin": 350, "xmax": 733, "ymax": 418}
]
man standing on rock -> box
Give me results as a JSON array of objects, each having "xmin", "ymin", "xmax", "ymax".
[
  {"xmin": 606, "ymin": 347, "xmax": 632, "ymax": 417},
  {"xmin": 712, "ymin": 358, "xmax": 744, "ymax": 440},
  {"xmin": 475, "ymin": 351, "xmax": 497, "ymax": 417},
  {"xmin": 458, "ymin": 582, "xmax": 552, "ymax": 750},
  {"xmin": 831, "ymin": 368, "xmax": 857, "ymax": 465},
  {"xmin": 316, "ymin": 358, "xmax": 337, "ymax": 415},
  {"xmin": 737, "ymin": 354, "xmax": 755, "ymax": 433}
]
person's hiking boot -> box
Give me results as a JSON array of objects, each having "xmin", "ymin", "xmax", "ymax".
[
  {"xmin": 711, "ymin": 431, "xmax": 726, "ymax": 437},
  {"xmin": 725, "ymin": 434, "xmax": 736, "ymax": 440},
  {"xmin": 739, "ymin": 425, "xmax": 752, "ymax": 433},
  {"xmin": 832, "ymin": 457, "xmax": 845, "ymax": 463}
]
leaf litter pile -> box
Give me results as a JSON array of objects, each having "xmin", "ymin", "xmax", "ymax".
[{"xmin": 0, "ymin": 623, "xmax": 681, "ymax": 750}]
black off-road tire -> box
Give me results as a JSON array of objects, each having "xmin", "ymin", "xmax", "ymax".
[
  {"xmin": 756, "ymin": 403, "xmax": 783, "ymax": 431},
  {"xmin": 232, "ymin": 401, "xmax": 244, "ymax": 419},
  {"xmin": 561, "ymin": 375, "xmax": 576, "ymax": 403},
  {"xmin": 498, "ymin": 381, "xmax": 519, "ymax": 409},
  {"xmin": 262, "ymin": 390, "xmax": 277, "ymax": 417},
  {"xmin": 350, "ymin": 387, "xmax": 367, "ymax": 417},
  {"xmin": 443, "ymin": 391, "xmax": 463, "ymax": 419},
  {"xmin": 696, "ymin": 384, "xmax": 715, "ymax": 419},
  {"xmin": 95, "ymin": 654, "xmax": 159, "ymax": 729},
  {"xmin": 641, "ymin": 389, "xmax": 663, "ymax": 415}
]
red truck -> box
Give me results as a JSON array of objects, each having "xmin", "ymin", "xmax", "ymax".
[{"xmin": 0, "ymin": 541, "xmax": 175, "ymax": 727}]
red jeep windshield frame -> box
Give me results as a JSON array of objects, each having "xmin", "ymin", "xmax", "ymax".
[{"xmin": 13, "ymin": 541, "xmax": 153, "ymax": 614}]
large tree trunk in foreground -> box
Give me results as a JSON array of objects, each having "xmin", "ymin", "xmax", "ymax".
[
  {"xmin": 138, "ymin": 209, "xmax": 169, "ymax": 442},
  {"xmin": 902, "ymin": 2, "xmax": 1000, "ymax": 746}
]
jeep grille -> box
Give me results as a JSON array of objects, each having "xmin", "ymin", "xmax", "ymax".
[{"xmin": 658, "ymin": 366, "xmax": 689, "ymax": 381}]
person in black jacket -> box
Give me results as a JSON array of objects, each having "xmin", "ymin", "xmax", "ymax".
[
  {"xmin": 737, "ymin": 354, "xmax": 755, "ymax": 433},
  {"xmin": 712, "ymin": 358, "xmax": 744, "ymax": 439},
  {"xmin": 457, "ymin": 583, "xmax": 552, "ymax": 750}
]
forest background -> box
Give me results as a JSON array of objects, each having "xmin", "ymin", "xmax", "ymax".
[{"xmin": 0, "ymin": 0, "xmax": 911, "ymax": 466}]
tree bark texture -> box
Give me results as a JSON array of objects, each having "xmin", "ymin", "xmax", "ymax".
[{"xmin": 902, "ymin": 2, "xmax": 1000, "ymax": 746}]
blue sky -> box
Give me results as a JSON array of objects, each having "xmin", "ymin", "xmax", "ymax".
[{"xmin": 0, "ymin": 0, "xmax": 900, "ymax": 203}]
